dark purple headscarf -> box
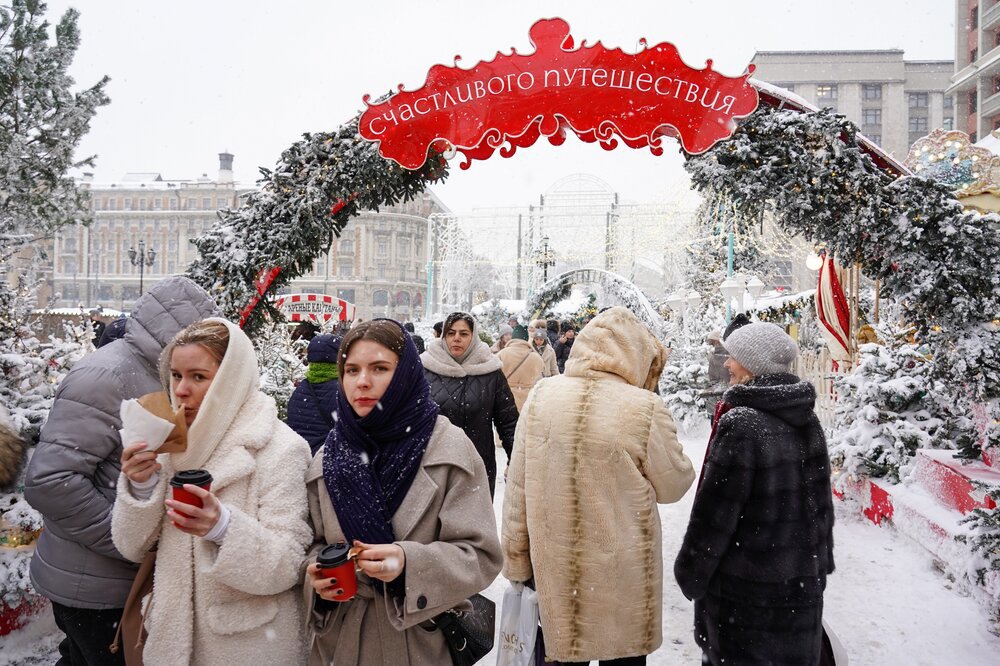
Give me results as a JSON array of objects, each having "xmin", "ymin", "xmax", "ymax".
[{"xmin": 322, "ymin": 320, "xmax": 439, "ymax": 551}]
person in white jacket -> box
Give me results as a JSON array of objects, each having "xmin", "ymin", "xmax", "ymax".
[{"xmin": 112, "ymin": 318, "xmax": 312, "ymax": 665}]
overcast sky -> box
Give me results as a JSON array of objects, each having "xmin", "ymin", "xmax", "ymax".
[{"xmin": 47, "ymin": 0, "xmax": 953, "ymax": 212}]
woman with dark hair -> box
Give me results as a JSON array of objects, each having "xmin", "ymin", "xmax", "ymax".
[
  {"xmin": 674, "ymin": 322, "xmax": 835, "ymax": 665},
  {"xmin": 420, "ymin": 311, "xmax": 519, "ymax": 497},
  {"xmin": 113, "ymin": 319, "xmax": 313, "ymax": 665},
  {"xmin": 303, "ymin": 319, "xmax": 502, "ymax": 664}
]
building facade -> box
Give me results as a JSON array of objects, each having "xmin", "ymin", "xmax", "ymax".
[
  {"xmin": 751, "ymin": 50, "xmax": 954, "ymax": 159},
  {"xmin": 50, "ymin": 154, "xmax": 446, "ymax": 322},
  {"xmin": 949, "ymin": 0, "xmax": 1000, "ymax": 141}
]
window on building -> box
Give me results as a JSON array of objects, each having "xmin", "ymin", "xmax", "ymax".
[
  {"xmin": 908, "ymin": 92, "xmax": 929, "ymax": 108},
  {"xmin": 106, "ymin": 238, "xmax": 114, "ymax": 251},
  {"xmin": 153, "ymin": 198, "xmax": 162, "ymax": 210},
  {"xmin": 815, "ymin": 84, "xmax": 837, "ymax": 101},
  {"xmin": 415, "ymin": 241, "xmax": 422, "ymax": 258},
  {"xmin": 970, "ymin": 90, "xmax": 978, "ymax": 112},
  {"xmin": 972, "ymin": 5, "xmax": 979, "ymax": 29},
  {"xmin": 97, "ymin": 284, "xmax": 114, "ymax": 300},
  {"xmin": 168, "ymin": 238, "xmax": 178, "ymax": 252},
  {"xmin": 62, "ymin": 258, "xmax": 78, "ymax": 274},
  {"xmin": 398, "ymin": 239, "xmax": 410, "ymax": 257},
  {"xmin": 108, "ymin": 198, "xmax": 116, "ymax": 210},
  {"xmin": 862, "ymin": 84, "xmax": 882, "ymax": 101},
  {"xmin": 397, "ymin": 292, "xmax": 410, "ymax": 306},
  {"xmin": 373, "ymin": 290, "xmax": 389, "ymax": 307},
  {"xmin": 994, "ymin": 75, "xmax": 1000, "ymax": 96},
  {"xmin": 337, "ymin": 288, "xmax": 356, "ymax": 303},
  {"xmin": 971, "ymin": 47, "xmax": 979, "ymax": 63},
  {"xmin": 944, "ymin": 94, "xmax": 954, "ymax": 110},
  {"xmin": 217, "ymin": 198, "xmax": 228, "ymax": 209},
  {"xmin": 139, "ymin": 199, "xmax": 147, "ymax": 211},
  {"xmin": 775, "ymin": 83, "xmax": 794, "ymax": 93},
  {"xmin": 167, "ymin": 261, "xmax": 176, "ymax": 273},
  {"xmin": 169, "ymin": 198, "xmax": 178, "ymax": 210},
  {"xmin": 399, "ymin": 266, "xmax": 408, "ymax": 281},
  {"xmin": 867, "ymin": 134, "xmax": 882, "ymax": 146},
  {"xmin": 377, "ymin": 264, "xmax": 386, "ymax": 279},
  {"xmin": 377, "ymin": 241, "xmax": 388, "ymax": 256},
  {"xmin": 340, "ymin": 239, "xmax": 353, "ymax": 254},
  {"xmin": 62, "ymin": 238, "xmax": 77, "ymax": 252},
  {"xmin": 908, "ymin": 117, "xmax": 928, "ymax": 133},
  {"xmin": 124, "ymin": 198, "xmax": 132, "ymax": 211},
  {"xmin": 861, "ymin": 108, "xmax": 882, "ymax": 126},
  {"xmin": 202, "ymin": 198, "xmax": 212, "ymax": 209},
  {"xmin": 62, "ymin": 283, "xmax": 79, "ymax": 300},
  {"xmin": 339, "ymin": 261, "xmax": 353, "ymax": 277},
  {"xmin": 943, "ymin": 118, "xmax": 954, "ymax": 131}
]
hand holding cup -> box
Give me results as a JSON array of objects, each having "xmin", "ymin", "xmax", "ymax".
[
  {"xmin": 121, "ymin": 442, "xmax": 161, "ymax": 484},
  {"xmin": 165, "ymin": 483, "xmax": 221, "ymax": 537}
]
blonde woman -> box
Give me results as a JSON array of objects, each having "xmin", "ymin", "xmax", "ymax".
[{"xmin": 112, "ymin": 319, "xmax": 312, "ymax": 665}]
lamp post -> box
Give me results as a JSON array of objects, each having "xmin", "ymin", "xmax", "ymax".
[
  {"xmin": 535, "ymin": 235, "xmax": 555, "ymax": 283},
  {"xmin": 128, "ymin": 240, "xmax": 156, "ymax": 297},
  {"xmin": 719, "ymin": 274, "xmax": 746, "ymax": 318},
  {"xmin": 745, "ymin": 276, "xmax": 765, "ymax": 309}
]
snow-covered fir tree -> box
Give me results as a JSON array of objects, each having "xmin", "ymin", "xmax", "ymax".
[
  {"xmin": 254, "ymin": 320, "xmax": 307, "ymax": 421},
  {"xmin": 658, "ymin": 302, "xmax": 725, "ymax": 431}
]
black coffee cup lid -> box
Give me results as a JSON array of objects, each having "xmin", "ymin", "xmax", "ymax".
[
  {"xmin": 169, "ymin": 469, "xmax": 213, "ymax": 487},
  {"xmin": 317, "ymin": 543, "xmax": 350, "ymax": 567}
]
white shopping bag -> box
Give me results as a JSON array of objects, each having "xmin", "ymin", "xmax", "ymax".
[{"xmin": 496, "ymin": 582, "xmax": 539, "ymax": 666}]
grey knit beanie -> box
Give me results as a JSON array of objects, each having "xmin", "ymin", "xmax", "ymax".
[{"xmin": 721, "ymin": 322, "xmax": 799, "ymax": 376}]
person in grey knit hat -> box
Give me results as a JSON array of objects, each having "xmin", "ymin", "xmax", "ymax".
[
  {"xmin": 721, "ymin": 322, "xmax": 800, "ymax": 382},
  {"xmin": 675, "ymin": 320, "xmax": 834, "ymax": 666}
]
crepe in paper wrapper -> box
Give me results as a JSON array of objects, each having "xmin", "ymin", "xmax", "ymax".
[{"xmin": 118, "ymin": 391, "xmax": 187, "ymax": 454}]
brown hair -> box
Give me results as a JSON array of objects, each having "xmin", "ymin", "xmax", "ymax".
[
  {"xmin": 337, "ymin": 320, "xmax": 406, "ymax": 379},
  {"xmin": 159, "ymin": 320, "xmax": 230, "ymax": 392}
]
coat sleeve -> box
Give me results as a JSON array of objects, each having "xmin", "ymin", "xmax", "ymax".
[
  {"xmin": 673, "ymin": 412, "xmax": 755, "ymax": 602},
  {"xmin": 643, "ymin": 401, "xmax": 695, "ymax": 504},
  {"xmin": 111, "ymin": 471, "xmax": 168, "ymax": 563},
  {"xmin": 491, "ymin": 371, "xmax": 519, "ymax": 460},
  {"xmin": 500, "ymin": 400, "xmax": 532, "ymax": 583},
  {"xmin": 389, "ymin": 438, "xmax": 503, "ymax": 629},
  {"xmin": 196, "ymin": 431, "xmax": 313, "ymax": 597},
  {"xmin": 545, "ymin": 348, "xmax": 558, "ymax": 377},
  {"xmin": 24, "ymin": 365, "xmax": 131, "ymax": 561}
]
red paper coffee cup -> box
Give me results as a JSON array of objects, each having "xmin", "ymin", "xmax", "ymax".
[
  {"xmin": 169, "ymin": 469, "xmax": 213, "ymax": 518},
  {"xmin": 316, "ymin": 543, "xmax": 357, "ymax": 602}
]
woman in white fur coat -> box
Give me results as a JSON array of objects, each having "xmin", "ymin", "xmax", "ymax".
[{"xmin": 112, "ymin": 318, "xmax": 313, "ymax": 666}]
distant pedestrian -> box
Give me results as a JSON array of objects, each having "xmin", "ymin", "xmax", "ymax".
[
  {"xmin": 674, "ymin": 322, "xmax": 834, "ymax": 666},
  {"xmin": 286, "ymin": 334, "xmax": 342, "ymax": 455},
  {"xmin": 432, "ymin": 321, "xmax": 443, "ymax": 338},
  {"xmin": 553, "ymin": 320, "xmax": 577, "ymax": 373},
  {"xmin": 96, "ymin": 314, "xmax": 127, "ymax": 349},
  {"xmin": 531, "ymin": 327, "xmax": 558, "ymax": 378},
  {"xmin": 497, "ymin": 325, "xmax": 543, "ymax": 411},
  {"xmin": 491, "ymin": 323, "xmax": 513, "ymax": 353},
  {"xmin": 89, "ymin": 309, "xmax": 106, "ymax": 346},
  {"xmin": 421, "ymin": 311, "xmax": 519, "ymax": 497}
]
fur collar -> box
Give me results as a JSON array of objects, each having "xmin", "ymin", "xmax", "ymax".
[{"xmin": 420, "ymin": 337, "xmax": 501, "ymax": 378}]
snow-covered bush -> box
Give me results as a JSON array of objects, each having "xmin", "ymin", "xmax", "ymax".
[{"xmin": 254, "ymin": 322, "xmax": 307, "ymax": 421}]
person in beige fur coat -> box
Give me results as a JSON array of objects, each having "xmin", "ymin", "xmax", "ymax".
[
  {"xmin": 112, "ymin": 318, "xmax": 312, "ymax": 666},
  {"xmin": 497, "ymin": 327, "xmax": 544, "ymax": 411},
  {"xmin": 501, "ymin": 307, "xmax": 695, "ymax": 665}
]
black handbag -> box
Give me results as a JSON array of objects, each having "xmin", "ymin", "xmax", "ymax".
[{"xmin": 432, "ymin": 593, "xmax": 496, "ymax": 665}]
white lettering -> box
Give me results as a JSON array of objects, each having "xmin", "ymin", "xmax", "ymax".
[
  {"xmin": 591, "ymin": 68, "xmax": 608, "ymax": 87},
  {"xmin": 474, "ymin": 80, "xmax": 486, "ymax": 99},
  {"xmin": 716, "ymin": 95, "xmax": 736, "ymax": 114},
  {"xmin": 442, "ymin": 90, "xmax": 457, "ymax": 108},
  {"xmin": 456, "ymin": 83, "xmax": 473, "ymax": 103},
  {"xmin": 544, "ymin": 69, "xmax": 561, "ymax": 87},
  {"xmin": 398, "ymin": 103, "xmax": 415, "ymax": 122},
  {"xmin": 654, "ymin": 76, "xmax": 673, "ymax": 95},
  {"xmin": 487, "ymin": 76, "xmax": 506, "ymax": 95},
  {"xmin": 700, "ymin": 88, "xmax": 722, "ymax": 109},
  {"xmin": 413, "ymin": 97, "xmax": 431, "ymax": 115},
  {"xmin": 562, "ymin": 68, "xmax": 579, "ymax": 85},
  {"xmin": 609, "ymin": 70, "xmax": 634, "ymax": 89},
  {"xmin": 517, "ymin": 71, "xmax": 535, "ymax": 90},
  {"xmin": 635, "ymin": 73, "xmax": 653, "ymax": 92},
  {"xmin": 685, "ymin": 82, "xmax": 700, "ymax": 103},
  {"xmin": 367, "ymin": 117, "xmax": 386, "ymax": 135}
]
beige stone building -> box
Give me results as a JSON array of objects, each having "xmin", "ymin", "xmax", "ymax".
[
  {"xmin": 50, "ymin": 154, "xmax": 446, "ymax": 321},
  {"xmin": 949, "ymin": 0, "xmax": 1000, "ymax": 140},
  {"xmin": 751, "ymin": 50, "xmax": 955, "ymax": 159}
]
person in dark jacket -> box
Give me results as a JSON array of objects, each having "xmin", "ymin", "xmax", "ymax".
[
  {"xmin": 285, "ymin": 334, "xmax": 342, "ymax": 455},
  {"xmin": 674, "ymin": 322, "xmax": 835, "ymax": 666},
  {"xmin": 96, "ymin": 314, "xmax": 127, "ymax": 349},
  {"xmin": 545, "ymin": 319, "xmax": 559, "ymax": 347},
  {"xmin": 553, "ymin": 321, "xmax": 576, "ymax": 373},
  {"xmin": 24, "ymin": 276, "xmax": 217, "ymax": 666},
  {"xmin": 420, "ymin": 311, "xmax": 519, "ymax": 498}
]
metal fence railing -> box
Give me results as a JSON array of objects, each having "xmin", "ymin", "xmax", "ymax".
[{"xmin": 796, "ymin": 347, "xmax": 853, "ymax": 434}]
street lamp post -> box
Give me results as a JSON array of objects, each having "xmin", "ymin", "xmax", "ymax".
[
  {"xmin": 128, "ymin": 240, "xmax": 156, "ymax": 297},
  {"xmin": 535, "ymin": 235, "xmax": 555, "ymax": 283}
]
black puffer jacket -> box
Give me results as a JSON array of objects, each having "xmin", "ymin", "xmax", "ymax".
[
  {"xmin": 674, "ymin": 374, "xmax": 834, "ymax": 665},
  {"xmin": 553, "ymin": 336, "xmax": 574, "ymax": 373},
  {"xmin": 421, "ymin": 337, "xmax": 518, "ymax": 496}
]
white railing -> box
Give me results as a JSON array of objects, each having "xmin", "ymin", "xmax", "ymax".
[{"xmin": 796, "ymin": 347, "xmax": 853, "ymax": 434}]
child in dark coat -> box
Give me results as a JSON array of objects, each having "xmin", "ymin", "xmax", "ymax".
[{"xmin": 285, "ymin": 334, "xmax": 341, "ymax": 455}]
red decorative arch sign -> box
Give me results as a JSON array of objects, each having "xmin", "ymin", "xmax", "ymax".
[{"xmin": 359, "ymin": 18, "xmax": 759, "ymax": 170}]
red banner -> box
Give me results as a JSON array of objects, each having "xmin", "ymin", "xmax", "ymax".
[{"xmin": 359, "ymin": 17, "xmax": 758, "ymax": 170}]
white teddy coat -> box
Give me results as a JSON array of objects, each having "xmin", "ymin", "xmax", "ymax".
[{"xmin": 111, "ymin": 319, "xmax": 312, "ymax": 666}]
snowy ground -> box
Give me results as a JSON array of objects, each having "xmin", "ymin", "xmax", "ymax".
[{"xmin": 4, "ymin": 424, "xmax": 1000, "ymax": 665}]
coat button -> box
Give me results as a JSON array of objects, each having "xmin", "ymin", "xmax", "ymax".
[{"xmin": 416, "ymin": 595, "xmax": 427, "ymax": 609}]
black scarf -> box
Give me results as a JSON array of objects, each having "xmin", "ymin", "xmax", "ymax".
[{"xmin": 322, "ymin": 321, "xmax": 439, "ymax": 551}]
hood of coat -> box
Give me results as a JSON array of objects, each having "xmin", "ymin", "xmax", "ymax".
[
  {"xmin": 723, "ymin": 373, "xmax": 817, "ymax": 428},
  {"xmin": 125, "ymin": 276, "xmax": 218, "ymax": 372},
  {"xmin": 564, "ymin": 307, "xmax": 667, "ymax": 390},
  {"xmin": 420, "ymin": 333, "xmax": 501, "ymax": 378},
  {"xmin": 171, "ymin": 317, "xmax": 263, "ymax": 470}
]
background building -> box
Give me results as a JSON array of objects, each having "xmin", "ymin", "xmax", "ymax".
[
  {"xmin": 50, "ymin": 154, "xmax": 447, "ymax": 322},
  {"xmin": 752, "ymin": 50, "xmax": 954, "ymax": 158},
  {"xmin": 949, "ymin": 0, "xmax": 1000, "ymax": 140}
]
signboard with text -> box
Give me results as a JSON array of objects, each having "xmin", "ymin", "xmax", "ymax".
[
  {"xmin": 359, "ymin": 17, "xmax": 759, "ymax": 170},
  {"xmin": 274, "ymin": 293, "xmax": 356, "ymax": 323}
]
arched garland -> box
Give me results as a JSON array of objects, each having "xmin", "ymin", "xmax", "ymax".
[{"xmin": 185, "ymin": 116, "xmax": 447, "ymax": 336}]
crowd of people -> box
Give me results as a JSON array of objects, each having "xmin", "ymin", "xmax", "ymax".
[{"xmin": 23, "ymin": 276, "xmax": 835, "ymax": 666}]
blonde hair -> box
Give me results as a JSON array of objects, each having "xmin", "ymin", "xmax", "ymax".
[
  {"xmin": 529, "ymin": 319, "xmax": 546, "ymax": 330},
  {"xmin": 159, "ymin": 320, "xmax": 230, "ymax": 392}
]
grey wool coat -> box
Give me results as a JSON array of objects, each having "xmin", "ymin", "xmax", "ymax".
[
  {"xmin": 24, "ymin": 276, "xmax": 216, "ymax": 609},
  {"xmin": 502, "ymin": 307, "xmax": 696, "ymax": 662},
  {"xmin": 304, "ymin": 416, "xmax": 503, "ymax": 665}
]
